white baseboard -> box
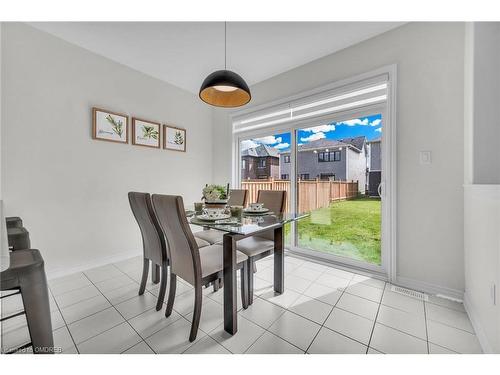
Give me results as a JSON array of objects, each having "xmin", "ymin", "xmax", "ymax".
[
  {"xmin": 463, "ymin": 292, "xmax": 494, "ymax": 353},
  {"xmin": 46, "ymin": 250, "xmax": 141, "ymax": 280},
  {"xmin": 395, "ymin": 275, "xmax": 464, "ymax": 301}
]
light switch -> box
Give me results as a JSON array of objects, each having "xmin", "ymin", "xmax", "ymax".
[{"xmin": 419, "ymin": 151, "xmax": 432, "ymax": 165}]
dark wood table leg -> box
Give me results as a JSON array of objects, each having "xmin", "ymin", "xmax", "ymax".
[
  {"xmin": 223, "ymin": 233, "xmax": 237, "ymax": 334},
  {"xmin": 274, "ymin": 225, "xmax": 284, "ymax": 294}
]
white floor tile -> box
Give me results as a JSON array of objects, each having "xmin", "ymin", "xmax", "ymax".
[
  {"xmin": 51, "ymin": 309, "xmax": 66, "ymax": 330},
  {"xmin": 68, "ymin": 307, "xmax": 124, "ymax": 344},
  {"xmin": 49, "ymin": 274, "xmax": 92, "ymax": 296},
  {"xmin": 284, "ymin": 275, "xmax": 313, "ymax": 294},
  {"xmin": 300, "ymin": 261, "xmax": 329, "ymax": 273},
  {"xmin": 290, "ymin": 265, "xmax": 323, "ymax": 282},
  {"xmin": 323, "ymin": 267, "xmax": 355, "ymax": 280},
  {"xmin": 128, "ymin": 307, "xmax": 181, "ymax": 339},
  {"xmin": 172, "ymin": 290, "xmax": 196, "ymax": 316},
  {"xmin": 427, "ymin": 320, "xmax": 482, "ymax": 354},
  {"xmin": 1, "ymin": 315, "xmax": 30, "ymax": 352},
  {"xmin": 185, "ymin": 298, "xmax": 224, "ymax": 334},
  {"xmin": 376, "ymin": 304, "xmax": 427, "ymax": 340},
  {"xmin": 113, "ymin": 256, "xmax": 142, "ymax": 273},
  {"xmin": 259, "ymin": 289, "xmax": 301, "ymax": 309},
  {"xmin": 102, "ymin": 283, "xmax": 141, "ymax": 305},
  {"xmin": 324, "ymin": 308, "xmax": 374, "ymax": 345},
  {"xmin": 183, "ymin": 335, "xmax": 231, "ymax": 354},
  {"xmin": 246, "ymin": 331, "xmax": 304, "ymax": 354},
  {"xmin": 316, "ymin": 273, "xmax": 350, "ymax": 290},
  {"xmin": 381, "ymin": 290, "xmax": 424, "ymax": 316},
  {"xmin": 60, "ymin": 294, "xmax": 111, "ymax": 324},
  {"xmin": 346, "ymin": 282, "xmax": 383, "ymax": 303},
  {"xmin": 123, "ymin": 341, "xmax": 155, "ymax": 354},
  {"xmin": 307, "ymin": 327, "xmax": 367, "ymax": 354},
  {"xmin": 367, "ymin": 347, "xmax": 383, "ymax": 354},
  {"xmin": 268, "ymin": 311, "xmax": 321, "ymax": 351},
  {"xmin": 239, "ymin": 297, "xmax": 285, "ymax": 329},
  {"xmin": 145, "ymin": 317, "xmax": 205, "ymax": 354},
  {"xmin": 54, "ymin": 285, "xmax": 101, "ymax": 308},
  {"xmin": 95, "ymin": 274, "xmax": 137, "ymax": 293},
  {"xmin": 427, "ymin": 295, "xmax": 465, "ymax": 312},
  {"xmin": 77, "ymin": 322, "xmax": 141, "ymax": 354},
  {"xmin": 370, "ymin": 323, "xmax": 428, "ymax": 354},
  {"xmin": 303, "ymin": 283, "xmax": 343, "ymax": 306},
  {"xmin": 289, "ymin": 295, "xmax": 333, "ymax": 325},
  {"xmin": 351, "ymin": 274, "xmax": 386, "ymax": 289},
  {"xmin": 429, "ymin": 343, "xmax": 458, "ymax": 354},
  {"xmin": 114, "ymin": 292, "xmax": 157, "ymax": 320},
  {"xmin": 53, "ymin": 326, "xmax": 75, "ymax": 352},
  {"xmin": 425, "ymin": 303, "xmax": 474, "ymax": 333},
  {"xmin": 1, "ymin": 293, "xmax": 24, "ymax": 317},
  {"xmin": 210, "ymin": 316, "xmax": 265, "ymax": 353},
  {"xmin": 336, "ymin": 293, "xmax": 379, "ymax": 320},
  {"xmin": 84, "ymin": 264, "xmax": 124, "ymax": 283}
]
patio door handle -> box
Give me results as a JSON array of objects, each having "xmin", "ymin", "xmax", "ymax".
[{"xmin": 377, "ymin": 182, "xmax": 383, "ymax": 197}]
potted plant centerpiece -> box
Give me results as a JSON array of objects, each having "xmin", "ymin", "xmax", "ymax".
[{"xmin": 202, "ymin": 184, "xmax": 230, "ymax": 209}]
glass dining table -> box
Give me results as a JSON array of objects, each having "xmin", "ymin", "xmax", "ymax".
[{"xmin": 188, "ymin": 211, "xmax": 309, "ymax": 335}]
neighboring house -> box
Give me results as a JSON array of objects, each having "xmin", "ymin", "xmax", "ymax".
[
  {"xmin": 279, "ymin": 136, "xmax": 367, "ymax": 193},
  {"xmin": 241, "ymin": 144, "xmax": 280, "ymax": 179},
  {"xmin": 366, "ymin": 138, "xmax": 382, "ymax": 197}
]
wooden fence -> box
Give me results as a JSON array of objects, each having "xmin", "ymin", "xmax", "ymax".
[{"xmin": 241, "ymin": 178, "xmax": 358, "ymax": 213}]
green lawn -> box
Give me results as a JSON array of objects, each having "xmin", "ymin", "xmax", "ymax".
[{"xmin": 288, "ymin": 196, "xmax": 381, "ymax": 265}]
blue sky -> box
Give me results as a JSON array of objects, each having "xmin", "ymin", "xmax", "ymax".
[{"xmin": 241, "ymin": 114, "xmax": 382, "ymax": 153}]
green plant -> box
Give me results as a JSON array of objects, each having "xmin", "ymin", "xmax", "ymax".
[
  {"xmin": 142, "ymin": 125, "xmax": 159, "ymax": 140},
  {"xmin": 202, "ymin": 184, "xmax": 229, "ymax": 201},
  {"xmin": 174, "ymin": 130, "xmax": 184, "ymax": 145},
  {"xmin": 106, "ymin": 115, "xmax": 123, "ymax": 137}
]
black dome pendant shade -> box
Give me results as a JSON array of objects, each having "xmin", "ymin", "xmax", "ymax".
[{"xmin": 199, "ymin": 22, "xmax": 251, "ymax": 108}]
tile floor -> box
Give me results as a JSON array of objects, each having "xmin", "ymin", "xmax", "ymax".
[{"xmin": 1, "ymin": 254, "xmax": 482, "ymax": 354}]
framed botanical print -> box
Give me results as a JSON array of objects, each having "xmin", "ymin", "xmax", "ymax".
[
  {"xmin": 132, "ymin": 118, "xmax": 161, "ymax": 148},
  {"xmin": 92, "ymin": 107, "xmax": 129, "ymax": 144},
  {"xmin": 163, "ymin": 125, "xmax": 186, "ymax": 152}
]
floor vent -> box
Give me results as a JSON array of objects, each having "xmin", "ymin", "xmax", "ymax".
[{"xmin": 391, "ymin": 285, "xmax": 428, "ymax": 301}]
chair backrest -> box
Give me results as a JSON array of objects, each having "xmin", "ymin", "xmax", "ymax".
[
  {"xmin": 151, "ymin": 194, "xmax": 201, "ymax": 286},
  {"xmin": 228, "ymin": 189, "xmax": 248, "ymax": 207},
  {"xmin": 257, "ymin": 190, "xmax": 287, "ymax": 241},
  {"xmin": 128, "ymin": 192, "xmax": 167, "ymax": 266},
  {"xmin": 257, "ymin": 190, "xmax": 286, "ymax": 215}
]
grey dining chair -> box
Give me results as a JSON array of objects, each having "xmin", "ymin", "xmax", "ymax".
[
  {"xmin": 237, "ymin": 190, "xmax": 286, "ymax": 305},
  {"xmin": 128, "ymin": 192, "xmax": 170, "ymax": 311},
  {"xmin": 151, "ymin": 194, "xmax": 249, "ymax": 342},
  {"xmin": 194, "ymin": 189, "xmax": 248, "ymax": 245}
]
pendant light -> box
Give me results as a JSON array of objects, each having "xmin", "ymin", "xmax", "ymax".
[{"xmin": 199, "ymin": 22, "xmax": 251, "ymax": 108}]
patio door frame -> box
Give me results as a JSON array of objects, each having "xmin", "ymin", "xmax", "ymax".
[{"xmin": 231, "ymin": 65, "xmax": 397, "ymax": 281}]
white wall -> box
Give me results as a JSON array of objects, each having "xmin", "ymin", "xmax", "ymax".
[
  {"xmin": 213, "ymin": 22, "xmax": 466, "ymax": 295},
  {"xmin": 1, "ymin": 23, "xmax": 214, "ymax": 277}
]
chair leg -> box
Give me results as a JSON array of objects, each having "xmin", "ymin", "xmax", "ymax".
[
  {"xmin": 213, "ymin": 279, "xmax": 219, "ymax": 292},
  {"xmin": 165, "ymin": 273, "xmax": 177, "ymax": 317},
  {"xmin": 156, "ymin": 263, "xmax": 168, "ymax": 311},
  {"xmin": 151, "ymin": 264, "xmax": 160, "ymax": 284},
  {"xmin": 189, "ymin": 285, "xmax": 202, "ymax": 342},
  {"xmin": 247, "ymin": 259, "xmax": 254, "ymax": 305},
  {"xmin": 139, "ymin": 258, "xmax": 149, "ymax": 295},
  {"xmin": 241, "ymin": 262, "xmax": 249, "ymax": 309}
]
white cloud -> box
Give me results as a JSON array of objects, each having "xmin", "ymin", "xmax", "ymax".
[
  {"xmin": 303, "ymin": 124, "xmax": 336, "ymax": 133},
  {"xmin": 254, "ymin": 135, "xmax": 282, "ymax": 145},
  {"xmin": 375, "ymin": 127, "xmax": 382, "ymax": 133},
  {"xmin": 240, "ymin": 139, "xmax": 259, "ymax": 150},
  {"xmin": 301, "ymin": 132, "xmax": 326, "ymax": 142},
  {"xmin": 337, "ymin": 118, "xmax": 369, "ymax": 126},
  {"xmin": 274, "ymin": 142, "xmax": 290, "ymax": 150},
  {"xmin": 370, "ymin": 119, "xmax": 382, "ymax": 126},
  {"xmin": 297, "ymin": 143, "xmax": 303, "ymax": 146}
]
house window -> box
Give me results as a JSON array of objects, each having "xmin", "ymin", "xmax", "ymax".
[
  {"xmin": 320, "ymin": 173, "xmax": 335, "ymax": 181},
  {"xmin": 331, "ymin": 150, "xmax": 341, "ymax": 161},
  {"xmin": 281, "ymin": 174, "xmax": 289, "ymax": 180},
  {"xmin": 284, "ymin": 155, "xmax": 290, "ymax": 163},
  {"xmin": 299, "ymin": 173, "xmax": 310, "ymax": 180},
  {"xmin": 242, "ymin": 159, "xmax": 246, "ymax": 169},
  {"xmin": 258, "ymin": 159, "xmax": 266, "ymax": 168}
]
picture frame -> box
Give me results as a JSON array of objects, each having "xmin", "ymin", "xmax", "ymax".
[
  {"xmin": 132, "ymin": 117, "xmax": 161, "ymax": 148},
  {"xmin": 163, "ymin": 125, "xmax": 186, "ymax": 152},
  {"xmin": 92, "ymin": 107, "xmax": 129, "ymax": 144}
]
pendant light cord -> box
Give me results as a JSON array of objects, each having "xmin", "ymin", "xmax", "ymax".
[{"xmin": 224, "ymin": 21, "xmax": 227, "ymax": 70}]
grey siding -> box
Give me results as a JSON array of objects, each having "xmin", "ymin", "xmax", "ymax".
[{"xmin": 279, "ymin": 149, "xmax": 348, "ymax": 180}]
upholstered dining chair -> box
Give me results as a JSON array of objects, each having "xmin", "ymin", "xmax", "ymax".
[
  {"xmin": 237, "ymin": 190, "xmax": 286, "ymax": 305},
  {"xmin": 128, "ymin": 192, "xmax": 169, "ymax": 311},
  {"xmin": 193, "ymin": 189, "xmax": 248, "ymax": 245},
  {"xmin": 151, "ymin": 194, "xmax": 249, "ymax": 342}
]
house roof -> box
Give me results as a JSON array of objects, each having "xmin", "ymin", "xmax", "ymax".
[
  {"xmin": 281, "ymin": 136, "xmax": 366, "ymax": 154},
  {"xmin": 367, "ymin": 137, "xmax": 381, "ymax": 143},
  {"xmin": 241, "ymin": 144, "xmax": 280, "ymax": 158}
]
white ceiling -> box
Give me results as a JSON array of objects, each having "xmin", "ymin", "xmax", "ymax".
[{"xmin": 29, "ymin": 22, "xmax": 403, "ymax": 94}]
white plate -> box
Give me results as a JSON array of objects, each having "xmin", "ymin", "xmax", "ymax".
[
  {"xmin": 243, "ymin": 208, "xmax": 270, "ymax": 213},
  {"xmin": 196, "ymin": 213, "xmax": 231, "ymax": 221}
]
